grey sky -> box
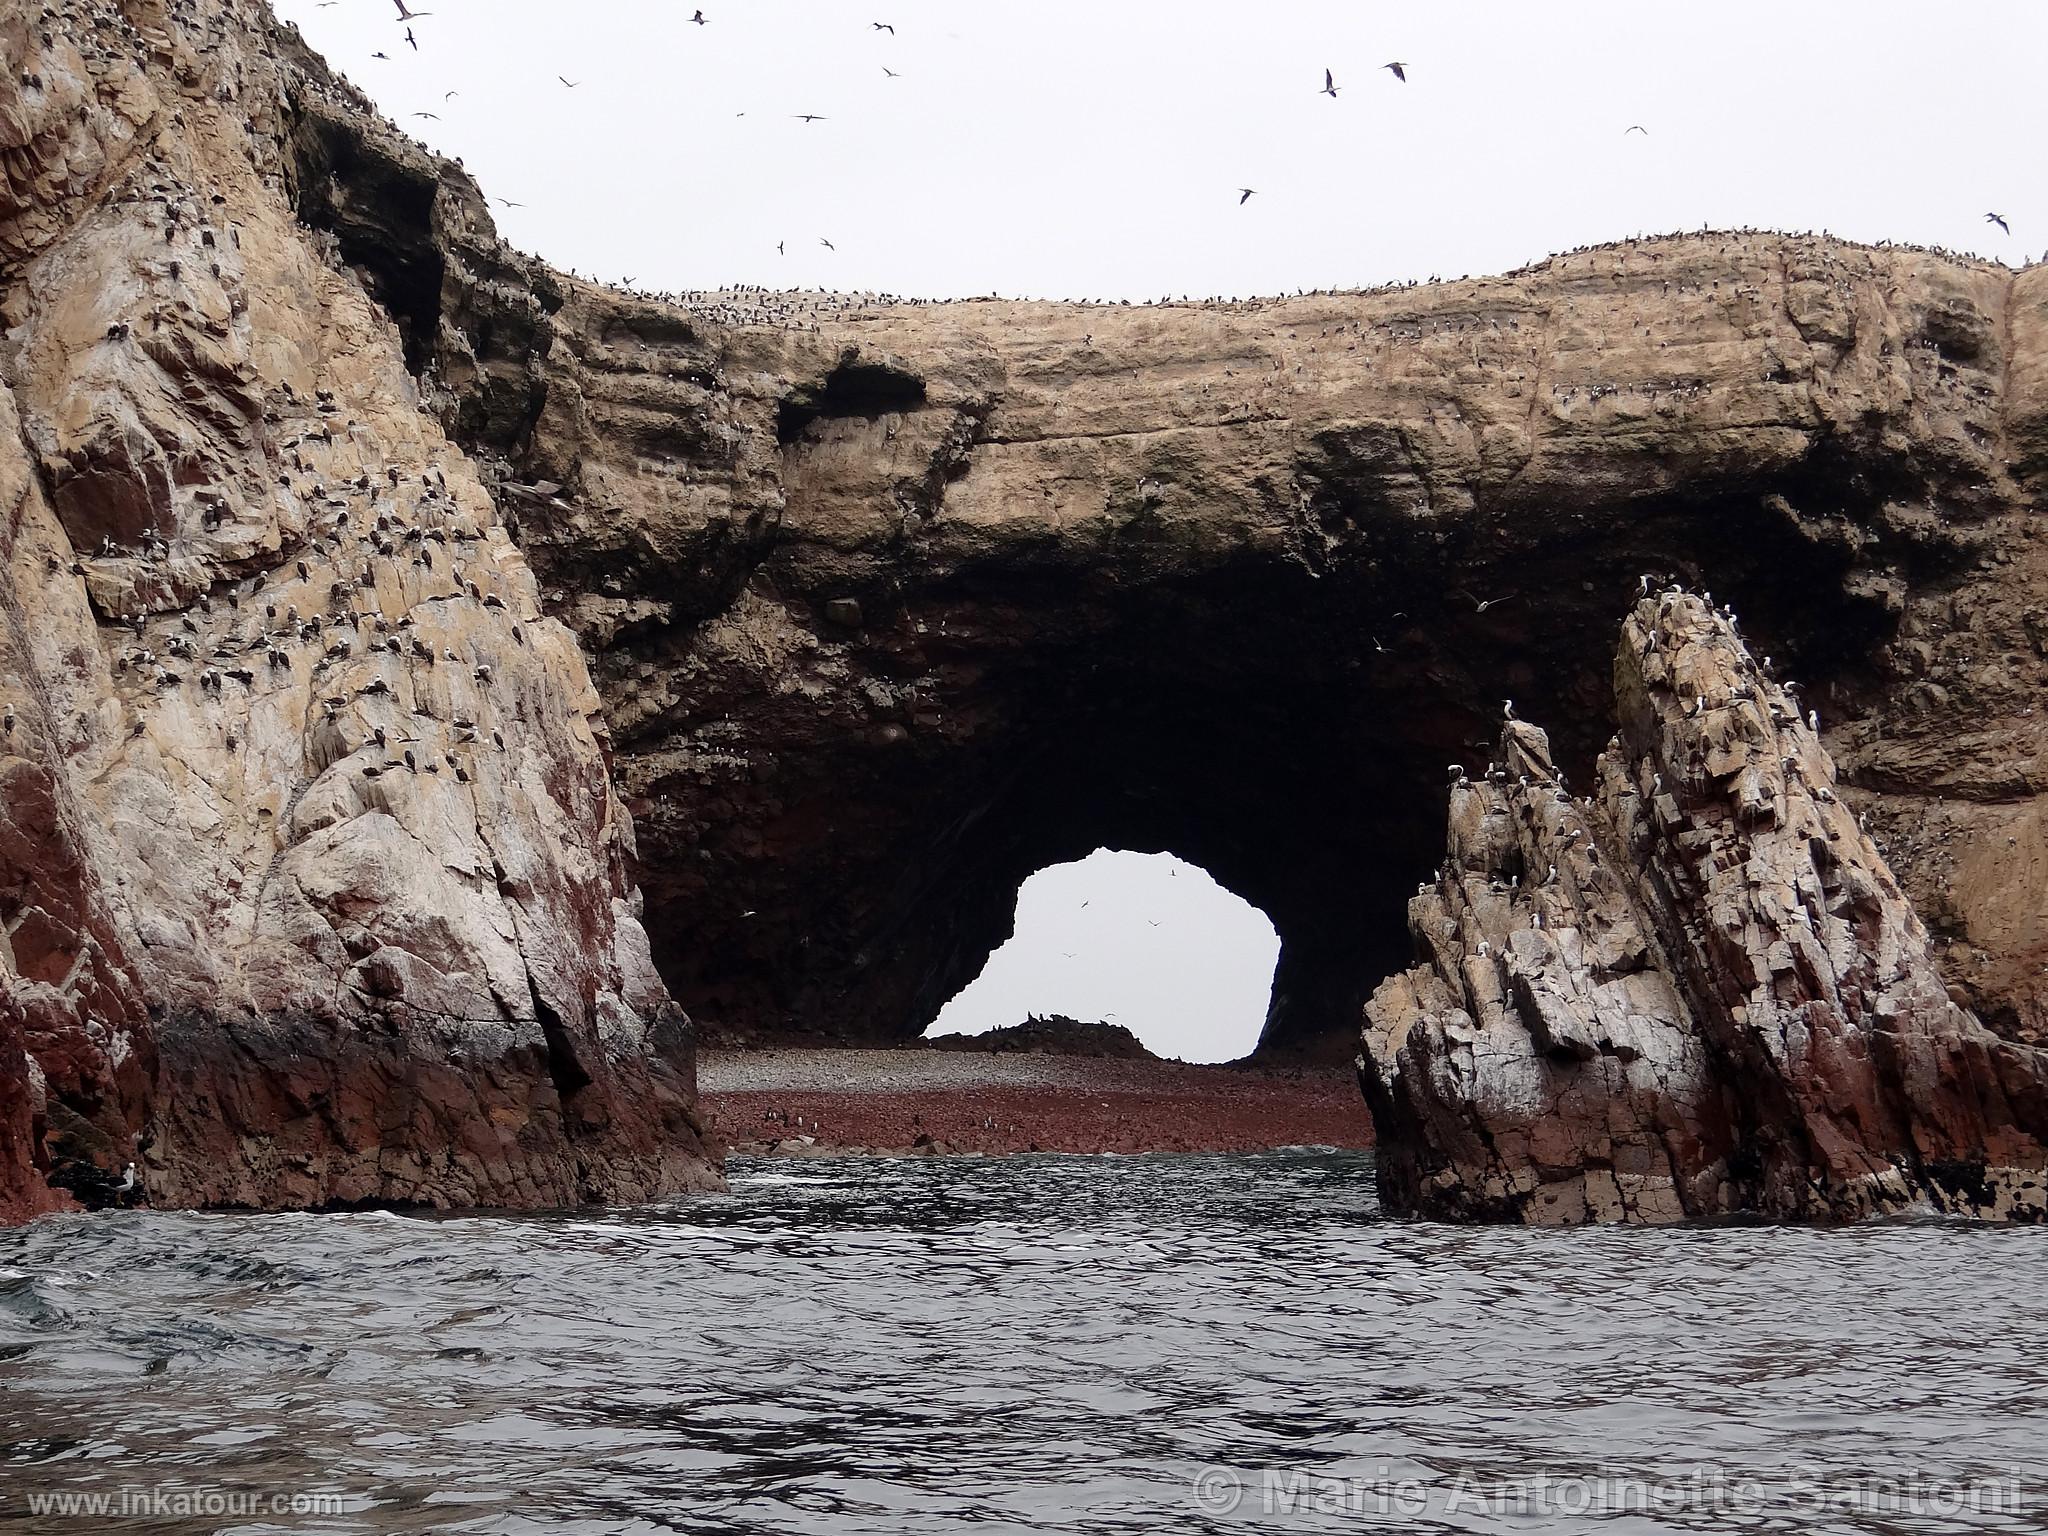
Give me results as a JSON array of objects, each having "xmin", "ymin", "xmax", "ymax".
[
  {"xmin": 273, "ymin": 0, "xmax": 2044, "ymax": 1056},
  {"xmin": 279, "ymin": 0, "xmax": 2043, "ymax": 303}
]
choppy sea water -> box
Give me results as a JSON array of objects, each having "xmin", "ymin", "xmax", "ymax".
[{"xmin": 0, "ymin": 1152, "xmax": 2043, "ymax": 1534}]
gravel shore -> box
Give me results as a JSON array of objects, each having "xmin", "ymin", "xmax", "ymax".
[{"xmin": 699, "ymin": 1047, "xmax": 1375, "ymax": 1157}]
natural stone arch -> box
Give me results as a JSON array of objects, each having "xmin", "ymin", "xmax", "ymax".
[{"xmin": 547, "ymin": 497, "xmax": 1900, "ymax": 1057}]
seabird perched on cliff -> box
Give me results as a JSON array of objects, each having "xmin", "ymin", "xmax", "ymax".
[
  {"xmin": 1320, "ymin": 69, "xmax": 1339, "ymax": 98},
  {"xmin": 1502, "ymin": 699, "xmax": 1516, "ymax": 720},
  {"xmin": 1987, "ymin": 213, "xmax": 2011, "ymax": 236},
  {"xmin": 1383, "ymin": 61, "xmax": 1408, "ymax": 81}
]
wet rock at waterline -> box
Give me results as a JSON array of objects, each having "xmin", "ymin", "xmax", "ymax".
[{"xmin": 1364, "ymin": 594, "xmax": 2048, "ymax": 1224}]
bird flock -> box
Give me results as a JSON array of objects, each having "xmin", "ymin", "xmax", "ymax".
[{"xmin": 309, "ymin": 0, "xmax": 2025, "ymax": 305}]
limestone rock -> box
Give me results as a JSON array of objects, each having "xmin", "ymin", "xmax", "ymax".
[{"xmin": 1364, "ymin": 595, "xmax": 2048, "ymax": 1223}]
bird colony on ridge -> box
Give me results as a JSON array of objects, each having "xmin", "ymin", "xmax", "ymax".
[{"xmin": 307, "ymin": 0, "xmax": 2029, "ymax": 325}]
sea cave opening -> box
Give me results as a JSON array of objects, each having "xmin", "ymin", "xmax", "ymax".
[{"xmin": 924, "ymin": 849, "xmax": 1283, "ymax": 1065}]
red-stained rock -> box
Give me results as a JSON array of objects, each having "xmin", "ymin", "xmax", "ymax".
[{"xmin": 1365, "ymin": 595, "xmax": 2048, "ymax": 1224}]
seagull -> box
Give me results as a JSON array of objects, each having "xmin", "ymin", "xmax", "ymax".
[
  {"xmin": 372, "ymin": 50, "xmax": 390, "ymax": 59},
  {"xmin": 873, "ymin": 20, "xmax": 894, "ymax": 32},
  {"xmin": 883, "ymin": 66, "xmax": 900, "ymax": 77},
  {"xmin": 1987, "ymin": 212, "xmax": 2011, "ymax": 235},
  {"xmin": 412, "ymin": 110, "xmax": 438, "ymax": 119},
  {"xmin": 1456, "ymin": 589, "xmax": 1517, "ymax": 614},
  {"xmin": 692, "ymin": 8, "xmax": 708, "ymax": 22},
  {"xmin": 794, "ymin": 114, "xmax": 828, "ymax": 122},
  {"xmin": 405, "ymin": 26, "xmax": 417, "ymax": 49},
  {"xmin": 1383, "ymin": 61, "xmax": 1408, "ymax": 81},
  {"xmin": 820, "ymin": 237, "xmax": 836, "ymax": 250},
  {"xmin": 1625, "ymin": 124, "xmax": 1648, "ymax": 135},
  {"xmin": 115, "ymin": 1162, "xmax": 137, "ymax": 1193},
  {"xmin": 1238, "ymin": 187, "xmax": 1256, "ymax": 204},
  {"xmin": 777, "ymin": 240, "xmax": 785, "ymax": 255},
  {"xmin": 393, "ymin": 0, "xmax": 430, "ymax": 17},
  {"xmin": 1320, "ymin": 68, "xmax": 1339, "ymax": 98},
  {"xmin": 444, "ymin": 90, "xmax": 459, "ymax": 99},
  {"xmin": 494, "ymin": 197, "xmax": 524, "ymax": 208},
  {"xmin": 558, "ymin": 75, "xmax": 580, "ymax": 88}
]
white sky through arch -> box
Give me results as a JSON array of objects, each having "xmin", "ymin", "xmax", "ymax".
[{"xmin": 925, "ymin": 851, "xmax": 1281, "ymax": 1065}]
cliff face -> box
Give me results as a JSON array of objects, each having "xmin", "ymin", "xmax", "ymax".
[
  {"xmin": 466, "ymin": 228, "xmax": 2048, "ymax": 1066},
  {"xmin": 0, "ymin": 0, "xmax": 714, "ymax": 1216},
  {"xmin": 4, "ymin": 0, "xmax": 2048, "ymax": 1223}
]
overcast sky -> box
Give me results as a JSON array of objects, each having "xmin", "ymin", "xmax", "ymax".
[
  {"xmin": 278, "ymin": 0, "xmax": 2045, "ymax": 302},
  {"xmin": 272, "ymin": 0, "xmax": 2046, "ymax": 1058}
]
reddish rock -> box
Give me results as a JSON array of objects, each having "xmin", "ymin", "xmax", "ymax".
[
  {"xmin": 1365, "ymin": 595, "xmax": 2048, "ymax": 1224},
  {"xmin": 699, "ymin": 1048, "xmax": 1374, "ymax": 1157}
]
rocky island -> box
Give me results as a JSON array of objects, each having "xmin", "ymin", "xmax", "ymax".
[{"xmin": 3, "ymin": 0, "xmax": 2047, "ymax": 1224}]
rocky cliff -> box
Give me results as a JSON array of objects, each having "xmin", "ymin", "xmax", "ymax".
[
  {"xmin": 1364, "ymin": 593, "xmax": 2048, "ymax": 1223},
  {"xmin": 4, "ymin": 0, "xmax": 2048, "ymax": 1223},
  {"xmin": 0, "ymin": 0, "xmax": 714, "ymax": 1218},
  {"xmin": 469, "ymin": 218, "xmax": 2048, "ymax": 1070}
]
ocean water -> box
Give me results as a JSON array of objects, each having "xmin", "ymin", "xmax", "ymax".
[{"xmin": 0, "ymin": 1152, "xmax": 2042, "ymax": 1534}]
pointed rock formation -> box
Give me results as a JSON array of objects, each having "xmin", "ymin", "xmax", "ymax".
[{"xmin": 1365, "ymin": 593, "xmax": 2048, "ymax": 1223}]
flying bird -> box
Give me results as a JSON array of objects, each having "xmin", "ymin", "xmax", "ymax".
[
  {"xmin": 1238, "ymin": 188, "xmax": 1256, "ymax": 204},
  {"xmin": 1456, "ymin": 589, "xmax": 1516, "ymax": 614},
  {"xmin": 371, "ymin": 50, "xmax": 390, "ymax": 59},
  {"xmin": 691, "ymin": 8, "xmax": 707, "ymax": 22},
  {"xmin": 820, "ymin": 237, "xmax": 836, "ymax": 250},
  {"xmin": 1987, "ymin": 212, "xmax": 2011, "ymax": 235},
  {"xmin": 558, "ymin": 75, "xmax": 579, "ymax": 87},
  {"xmin": 392, "ymin": 0, "xmax": 430, "ymax": 17},
  {"xmin": 793, "ymin": 113, "xmax": 828, "ymax": 122},
  {"xmin": 1320, "ymin": 68, "xmax": 1339, "ymax": 97},
  {"xmin": 493, "ymin": 196, "xmax": 524, "ymax": 207},
  {"xmin": 405, "ymin": 26, "xmax": 417, "ymax": 49},
  {"xmin": 1383, "ymin": 61, "xmax": 1408, "ymax": 81},
  {"xmin": 1625, "ymin": 124, "xmax": 1648, "ymax": 135},
  {"xmin": 883, "ymin": 66, "xmax": 900, "ymax": 77},
  {"xmin": 778, "ymin": 240, "xmax": 785, "ymax": 254},
  {"xmin": 873, "ymin": 20, "xmax": 894, "ymax": 32},
  {"xmin": 412, "ymin": 111, "xmax": 438, "ymax": 119},
  {"xmin": 444, "ymin": 90, "xmax": 459, "ymax": 99}
]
